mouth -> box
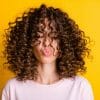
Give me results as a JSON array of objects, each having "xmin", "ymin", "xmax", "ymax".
[{"xmin": 41, "ymin": 47, "xmax": 52, "ymax": 57}]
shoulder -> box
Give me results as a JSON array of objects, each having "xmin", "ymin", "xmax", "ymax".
[
  {"xmin": 64, "ymin": 76, "xmax": 94, "ymax": 99},
  {"xmin": 64, "ymin": 75, "xmax": 93, "ymax": 90},
  {"xmin": 64, "ymin": 75, "xmax": 90, "ymax": 83},
  {"xmin": 68, "ymin": 75, "xmax": 91, "ymax": 84},
  {"xmin": 74, "ymin": 75, "xmax": 92, "ymax": 88},
  {"xmin": 1, "ymin": 78, "xmax": 18, "ymax": 97},
  {"xmin": 4, "ymin": 77, "xmax": 20, "ymax": 86},
  {"xmin": 2, "ymin": 77, "xmax": 25, "ymax": 92},
  {"xmin": 74, "ymin": 75, "xmax": 90, "ymax": 83},
  {"xmin": 75, "ymin": 76, "xmax": 94, "ymax": 99},
  {"xmin": 2, "ymin": 77, "xmax": 27, "ymax": 95},
  {"xmin": 70, "ymin": 76, "xmax": 94, "ymax": 99}
]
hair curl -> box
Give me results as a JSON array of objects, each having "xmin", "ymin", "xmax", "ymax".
[{"xmin": 4, "ymin": 4, "xmax": 90, "ymax": 81}]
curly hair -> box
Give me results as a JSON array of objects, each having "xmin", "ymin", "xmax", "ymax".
[{"xmin": 4, "ymin": 4, "xmax": 90, "ymax": 81}]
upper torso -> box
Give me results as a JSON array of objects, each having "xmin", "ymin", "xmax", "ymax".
[{"xmin": 1, "ymin": 76, "xmax": 94, "ymax": 100}]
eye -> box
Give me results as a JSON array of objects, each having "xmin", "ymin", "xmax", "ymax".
[
  {"xmin": 36, "ymin": 32, "xmax": 44, "ymax": 39},
  {"xmin": 38, "ymin": 37, "xmax": 44, "ymax": 41},
  {"xmin": 49, "ymin": 32, "xmax": 58, "ymax": 39},
  {"xmin": 53, "ymin": 36, "xmax": 58, "ymax": 39},
  {"xmin": 35, "ymin": 35, "xmax": 44, "ymax": 39},
  {"xmin": 50, "ymin": 36, "xmax": 58, "ymax": 40}
]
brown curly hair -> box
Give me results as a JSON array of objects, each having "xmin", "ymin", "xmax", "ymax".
[{"xmin": 4, "ymin": 4, "xmax": 90, "ymax": 81}]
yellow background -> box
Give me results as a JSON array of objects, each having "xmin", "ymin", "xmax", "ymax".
[{"xmin": 0, "ymin": 0, "xmax": 100, "ymax": 99}]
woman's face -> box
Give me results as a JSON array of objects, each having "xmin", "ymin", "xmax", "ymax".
[
  {"xmin": 33, "ymin": 32, "xmax": 59, "ymax": 64},
  {"xmin": 33, "ymin": 18, "xmax": 60, "ymax": 64}
]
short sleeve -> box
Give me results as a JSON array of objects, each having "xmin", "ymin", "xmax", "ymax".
[
  {"xmin": 1, "ymin": 80, "xmax": 11, "ymax": 100},
  {"xmin": 80, "ymin": 78, "xmax": 94, "ymax": 100}
]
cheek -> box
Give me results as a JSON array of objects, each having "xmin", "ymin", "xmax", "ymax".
[
  {"xmin": 33, "ymin": 46, "xmax": 42, "ymax": 58},
  {"xmin": 52, "ymin": 41, "xmax": 59, "ymax": 55}
]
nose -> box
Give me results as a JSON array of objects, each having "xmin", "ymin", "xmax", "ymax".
[{"xmin": 43, "ymin": 37, "xmax": 51, "ymax": 47}]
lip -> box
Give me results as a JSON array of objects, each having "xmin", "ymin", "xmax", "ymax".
[{"xmin": 42, "ymin": 47, "xmax": 52, "ymax": 57}]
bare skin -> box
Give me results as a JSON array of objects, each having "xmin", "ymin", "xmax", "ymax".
[
  {"xmin": 33, "ymin": 19, "xmax": 60, "ymax": 85},
  {"xmin": 36, "ymin": 63, "xmax": 60, "ymax": 85}
]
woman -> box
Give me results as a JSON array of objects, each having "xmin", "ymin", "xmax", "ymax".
[{"xmin": 1, "ymin": 4, "xmax": 94, "ymax": 100}]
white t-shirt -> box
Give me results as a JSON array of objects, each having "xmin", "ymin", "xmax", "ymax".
[{"xmin": 1, "ymin": 76, "xmax": 94, "ymax": 100}]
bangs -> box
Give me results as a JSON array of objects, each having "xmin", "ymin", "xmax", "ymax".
[{"xmin": 32, "ymin": 18, "xmax": 60, "ymax": 46}]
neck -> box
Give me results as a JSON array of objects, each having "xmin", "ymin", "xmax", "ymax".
[{"xmin": 36, "ymin": 62, "xmax": 60, "ymax": 84}]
